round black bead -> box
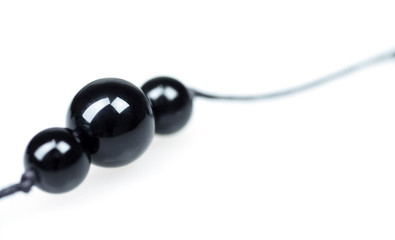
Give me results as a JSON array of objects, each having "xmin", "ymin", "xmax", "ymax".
[
  {"xmin": 24, "ymin": 128, "xmax": 91, "ymax": 194},
  {"xmin": 66, "ymin": 78, "xmax": 155, "ymax": 167},
  {"xmin": 142, "ymin": 77, "xmax": 193, "ymax": 134}
]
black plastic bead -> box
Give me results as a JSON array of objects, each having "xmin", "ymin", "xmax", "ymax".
[
  {"xmin": 142, "ymin": 77, "xmax": 193, "ymax": 134},
  {"xmin": 66, "ymin": 78, "xmax": 155, "ymax": 167},
  {"xmin": 24, "ymin": 128, "xmax": 91, "ymax": 194}
]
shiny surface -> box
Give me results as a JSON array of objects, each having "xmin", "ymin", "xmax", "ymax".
[
  {"xmin": 67, "ymin": 78, "xmax": 155, "ymax": 167},
  {"xmin": 142, "ymin": 77, "xmax": 193, "ymax": 134},
  {"xmin": 24, "ymin": 128, "xmax": 90, "ymax": 193}
]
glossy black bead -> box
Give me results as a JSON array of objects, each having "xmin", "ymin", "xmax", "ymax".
[
  {"xmin": 24, "ymin": 128, "xmax": 91, "ymax": 194},
  {"xmin": 66, "ymin": 78, "xmax": 155, "ymax": 167},
  {"xmin": 142, "ymin": 77, "xmax": 193, "ymax": 134}
]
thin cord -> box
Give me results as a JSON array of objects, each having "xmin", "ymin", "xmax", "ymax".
[
  {"xmin": 191, "ymin": 50, "xmax": 395, "ymax": 100},
  {"xmin": 0, "ymin": 169, "xmax": 36, "ymax": 199}
]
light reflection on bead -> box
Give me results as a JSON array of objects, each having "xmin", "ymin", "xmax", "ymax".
[
  {"xmin": 67, "ymin": 78, "xmax": 155, "ymax": 167},
  {"xmin": 24, "ymin": 128, "xmax": 91, "ymax": 194},
  {"xmin": 142, "ymin": 77, "xmax": 193, "ymax": 134}
]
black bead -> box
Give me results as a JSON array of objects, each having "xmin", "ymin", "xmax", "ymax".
[
  {"xmin": 24, "ymin": 128, "xmax": 91, "ymax": 194},
  {"xmin": 66, "ymin": 78, "xmax": 155, "ymax": 167},
  {"xmin": 142, "ymin": 77, "xmax": 193, "ymax": 134}
]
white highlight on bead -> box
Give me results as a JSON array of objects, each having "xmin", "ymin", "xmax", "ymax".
[
  {"xmin": 110, "ymin": 97, "xmax": 129, "ymax": 114},
  {"xmin": 34, "ymin": 140, "xmax": 71, "ymax": 161},
  {"xmin": 82, "ymin": 98, "xmax": 111, "ymax": 123},
  {"xmin": 147, "ymin": 86, "xmax": 178, "ymax": 101},
  {"xmin": 82, "ymin": 97, "xmax": 130, "ymax": 123}
]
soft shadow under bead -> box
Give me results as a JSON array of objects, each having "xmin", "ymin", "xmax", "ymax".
[
  {"xmin": 142, "ymin": 76, "xmax": 193, "ymax": 134},
  {"xmin": 24, "ymin": 128, "xmax": 91, "ymax": 194},
  {"xmin": 66, "ymin": 78, "xmax": 155, "ymax": 167}
]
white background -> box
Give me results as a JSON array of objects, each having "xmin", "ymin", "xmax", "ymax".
[{"xmin": 0, "ymin": 1, "xmax": 395, "ymax": 239}]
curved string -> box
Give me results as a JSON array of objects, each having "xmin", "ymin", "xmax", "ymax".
[
  {"xmin": 0, "ymin": 169, "xmax": 36, "ymax": 200},
  {"xmin": 192, "ymin": 50, "xmax": 395, "ymax": 100}
]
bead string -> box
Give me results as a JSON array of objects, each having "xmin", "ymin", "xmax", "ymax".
[
  {"xmin": 0, "ymin": 49, "xmax": 394, "ymax": 200},
  {"xmin": 192, "ymin": 50, "xmax": 395, "ymax": 100},
  {"xmin": 0, "ymin": 169, "xmax": 36, "ymax": 199}
]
